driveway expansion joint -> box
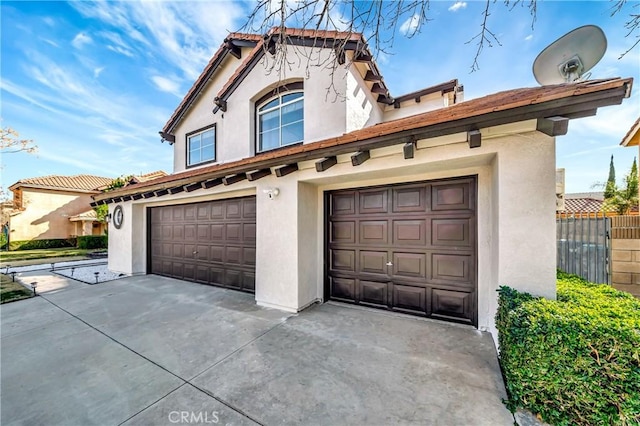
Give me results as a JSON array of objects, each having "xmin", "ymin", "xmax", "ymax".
[{"xmin": 38, "ymin": 294, "xmax": 265, "ymax": 426}]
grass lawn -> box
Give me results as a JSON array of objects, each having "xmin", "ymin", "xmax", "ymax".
[
  {"xmin": 0, "ymin": 247, "xmax": 99, "ymax": 263},
  {"xmin": 1, "ymin": 274, "xmax": 33, "ymax": 304}
]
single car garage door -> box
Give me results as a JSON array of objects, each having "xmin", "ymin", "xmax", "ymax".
[
  {"xmin": 327, "ymin": 177, "xmax": 477, "ymax": 325},
  {"xmin": 149, "ymin": 196, "xmax": 256, "ymax": 293}
]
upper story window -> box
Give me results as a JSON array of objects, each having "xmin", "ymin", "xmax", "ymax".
[
  {"xmin": 187, "ymin": 125, "xmax": 216, "ymax": 167},
  {"xmin": 257, "ymin": 90, "xmax": 303, "ymax": 152}
]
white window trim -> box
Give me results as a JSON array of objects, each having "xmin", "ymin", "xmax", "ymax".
[
  {"xmin": 186, "ymin": 126, "xmax": 216, "ymax": 167},
  {"xmin": 257, "ymin": 91, "xmax": 304, "ymax": 153}
]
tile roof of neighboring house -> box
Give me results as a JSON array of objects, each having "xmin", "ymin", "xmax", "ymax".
[
  {"xmin": 563, "ymin": 197, "xmax": 608, "ymax": 213},
  {"xmin": 68, "ymin": 210, "xmax": 98, "ymax": 221},
  {"xmin": 9, "ymin": 174, "xmax": 113, "ymax": 193},
  {"xmin": 95, "ymin": 77, "xmax": 633, "ymax": 202},
  {"xmin": 621, "ymin": 116, "xmax": 640, "ymax": 147},
  {"xmin": 565, "ymin": 192, "xmax": 605, "ymax": 201}
]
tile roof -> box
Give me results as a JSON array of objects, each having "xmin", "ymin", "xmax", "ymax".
[
  {"xmin": 565, "ymin": 192, "xmax": 604, "ymax": 201},
  {"xmin": 95, "ymin": 77, "xmax": 633, "ymax": 202},
  {"xmin": 68, "ymin": 210, "xmax": 98, "ymax": 221},
  {"xmin": 564, "ymin": 197, "xmax": 608, "ymax": 213},
  {"xmin": 9, "ymin": 174, "xmax": 113, "ymax": 193},
  {"xmin": 131, "ymin": 170, "xmax": 168, "ymax": 183}
]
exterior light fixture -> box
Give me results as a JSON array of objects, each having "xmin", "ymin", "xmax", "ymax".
[
  {"xmin": 10, "ymin": 271, "xmax": 16, "ymax": 282},
  {"xmin": 94, "ymin": 271, "xmax": 100, "ymax": 284},
  {"xmin": 105, "ymin": 213, "xmax": 112, "ymax": 223},
  {"xmin": 50, "ymin": 262, "xmax": 55, "ymax": 271},
  {"xmin": 30, "ymin": 282, "xmax": 37, "ymax": 295},
  {"xmin": 263, "ymin": 188, "xmax": 280, "ymax": 200}
]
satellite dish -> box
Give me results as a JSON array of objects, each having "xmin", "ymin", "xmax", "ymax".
[{"xmin": 533, "ymin": 25, "xmax": 607, "ymax": 85}]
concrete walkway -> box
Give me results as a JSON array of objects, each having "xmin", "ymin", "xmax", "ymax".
[{"xmin": 1, "ymin": 273, "xmax": 513, "ymax": 426}]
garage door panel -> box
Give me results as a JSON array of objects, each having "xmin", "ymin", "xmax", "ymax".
[
  {"xmin": 392, "ymin": 186, "xmax": 426, "ymax": 213},
  {"xmin": 243, "ymin": 273, "xmax": 255, "ymax": 291},
  {"xmin": 330, "ymin": 277, "xmax": 356, "ymax": 301},
  {"xmin": 210, "ymin": 245, "xmax": 224, "ymax": 262},
  {"xmin": 243, "ymin": 223, "xmax": 256, "ymax": 242},
  {"xmin": 359, "ymin": 189, "xmax": 388, "ymax": 214},
  {"xmin": 150, "ymin": 197, "xmax": 256, "ymax": 294},
  {"xmin": 359, "ymin": 221, "xmax": 388, "ymax": 245},
  {"xmin": 243, "ymin": 199, "xmax": 256, "ymax": 218},
  {"xmin": 225, "ymin": 200, "xmax": 241, "ymax": 218},
  {"xmin": 332, "ymin": 249, "xmax": 356, "ymax": 272},
  {"xmin": 328, "ymin": 177, "xmax": 476, "ymax": 325},
  {"xmin": 393, "ymin": 285, "xmax": 427, "ymax": 314},
  {"xmin": 431, "ymin": 182, "xmax": 470, "ymax": 211},
  {"xmin": 393, "ymin": 252, "xmax": 426, "ymax": 278},
  {"xmin": 197, "ymin": 204, "xmax": 209, "ymax": 220},
  {"xmin": 359, "ymin": 251, "xmax": 387, "ymax": 274},
  {"xmin": 226, "ymin": 223, "xmax": 241, "ymax": 240},
  {"xmin": 211, "ymin": 203, "xmax": 224, "ymax": 219},
  {"xmin": 431, "ymin": 253, "xmax": 472, "ymax": 286},
  {"xmin": 331, "ymin": 221, "xmax": 355, "ymax": 244},
  {"xmin": 360, "ymin": 280, "xmax": 389, "ymax": 306},
  {"xmin": 226, "ymin": 247, "xmax": 242, "ymax": 264},
  {"xmin": 244, "ymin": 247, "xmax": 256, "ymax": 266},
  {"xmin": 331, "ymin": 192, "xmax": 356, "ymax": 216},
  {"xmin": 431, "ymin": 218, "xmax": 471, "ymax": 247},
  {"xmin": 393, "ymin": 220, "xmax": 426, "ymax": 246},
  {"xmin": 431, "ymin": 289, "xmax": 472, "ymax": 323}
]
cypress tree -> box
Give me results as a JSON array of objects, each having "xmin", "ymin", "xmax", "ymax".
[{"xmin": 604, "ymin": 155, "xmax": 616, "ymax": 199}]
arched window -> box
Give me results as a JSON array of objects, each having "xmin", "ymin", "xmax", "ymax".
[{"xmin": 257, "ymin": 88, "xmax": 303, "ymax": 152}]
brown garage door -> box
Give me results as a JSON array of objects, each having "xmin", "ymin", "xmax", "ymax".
[
  {"xmin": 149, "ymin": 197, "xmax": 256, "ymax": 293},
  {"xmin": 327, "ymin": 177, "xmax": 477, "ymax": 325}
]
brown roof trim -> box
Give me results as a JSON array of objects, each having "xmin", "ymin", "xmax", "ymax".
[
  {"xmin": 96, "ymin": 78, "xmax": 633, "ymax": 202},
  {"xmin": 162, "ymin": 33, "xmax": 262, "ymax": 135},
  {"xmin": 392, "ymin": 79, "xmax": 459, "ymax": 105},
  {"xmin": 10, "ymin": 184, "xmax": 101, "ymax": 194},
  {"xmin": 620, "ymin": 116, "xmax": 640, "ymax": 147},
  {"xmin": 213, "ymin": 28, "xmax": 369, "ymax": 114}
]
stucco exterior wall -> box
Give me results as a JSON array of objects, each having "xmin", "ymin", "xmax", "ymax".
[
  {"xmin": 345, "ymin": 66, "xmax": 383, "ymax": 132},
  {"xmin": 382, "ymin": 92, "xmax": 448, "ymax": 122},
  {"xmin": 9, "ymin": 188, "xmax": 95, "ymax": 241},
  {"xmin": 109, "ymin": 120, "xmax": 557, "ymax": 340}
]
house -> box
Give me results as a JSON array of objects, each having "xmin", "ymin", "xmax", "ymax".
[
  {"xmin": 93, "ymin": 28, "xmax": 633, "ymax": 338},
  {"xmin": 6, "ymin": 171, "xmax": 167, "ymax": 245},
  {"xmin": 621, "ymin": 116, "xmax": 640, "ymax": 201}
]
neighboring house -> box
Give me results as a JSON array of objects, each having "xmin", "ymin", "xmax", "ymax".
[
  {"xmin": 7, "ymin": 171, "xmax": 167, "ymax": 243},
  {"xmin": 563, "ymin": 192, "xmax": 608, "ymax": 214},
  {"xmin": 93, "ymin": 28, "xmax": 633, "ymax": 338},
  {"xmin": 7, "ymin": 174, "xmax": 113, "ymax": 242},
  {"xmin": 621, "ymin": 116, "xmax": 640, "ymax": 201}
]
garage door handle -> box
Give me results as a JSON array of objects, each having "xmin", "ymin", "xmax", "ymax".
[{"xmin": 386, "ymin": 262, "xmax": 393, "ymax": 266}]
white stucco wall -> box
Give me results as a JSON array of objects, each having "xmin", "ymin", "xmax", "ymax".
[
  {"xmin": 345, "ymin": 66, "xmax": 383, "ymax": 132},
  {"xmin": 109, "ymin": 120, "xmax": 557, "ymax": 340},
  {"xmin": 382, "ymin": 92, "xmax": 448, "ymax": 122}
]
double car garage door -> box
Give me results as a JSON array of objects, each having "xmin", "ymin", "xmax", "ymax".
[{"xmin": 148, "ymin": 177, "xmax": 477, "ymax": 324}]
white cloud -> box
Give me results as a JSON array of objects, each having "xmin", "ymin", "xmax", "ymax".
[
  {"xmin": 71, "ymin": 1, "xmax": 245, "ymax": 80},
  {"xmin": 448, "ymin": 2, "xmax": 467, "ymax": 12},
  {"xmin": 525, "ymin": 34, "xmax": 533, "ymax": 41},
  {"xmin": 151, "ymin": 76, "xmax": 182, "ymax": 97},
  {"xmin": 399, "ymin": 14, "xmax": 421, "ymax": 36},
  {"xmin": 42, "ymin": 17, "xmax": 55, "ymax": 26},
  {"xmin": 100, "ymin": 31, "xmax": 135, "ymax": 57},
  {"xmin": 72, "ymin": 32, "xmax": 92, "ymax": 49},
  {"xmin": 40, "ymin": 38, "xmax": 59, "ymax": 48},
  {"xmin": 94, "ymin": 67, "xmax": 105, "ymax": 78}
]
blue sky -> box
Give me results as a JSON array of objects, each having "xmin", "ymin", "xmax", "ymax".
[{"xmin": 1, "ymin": 1, "xmax": 638, "ymax": 194}]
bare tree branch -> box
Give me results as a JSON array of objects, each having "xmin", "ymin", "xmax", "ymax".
[
  {"xmin": 1, "ymin": 126, "xmax": 37, "ymax": 155},
  {"xmin": 611, "ymin": 0, "xmax": 640, "ymax": 59}
]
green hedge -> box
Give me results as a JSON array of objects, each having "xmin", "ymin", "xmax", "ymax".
[
  {"xmin": 9, "ymin": 238, "xmax": 77, "ymax": 251},
  {"xmin": 497, "ymin": 272, "xmax": 640, "ymax": 425},
  {"xmin": 76, "ymin": 235, "xmax": 108, "ymax": 249}
]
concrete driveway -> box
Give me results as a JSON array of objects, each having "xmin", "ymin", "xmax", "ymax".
[{"xmin": 1, "ymin": 272, "xmax": 513, "ymax": 425}]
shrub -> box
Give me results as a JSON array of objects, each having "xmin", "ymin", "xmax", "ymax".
[
  {"xmin": 76, "ymin": 235, "xmax": 107, "ymax": 249},
  {"xmin": 497, "ymin": 272, "xmax": 640, "ymax": 426},
  {"xmin": 9, "ymin": 238, "xmax": 77, "ymax": 251}
]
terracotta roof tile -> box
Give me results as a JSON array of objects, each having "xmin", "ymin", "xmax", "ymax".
[
  {"xmin": 97, "ymin": 77, "xmax": 633, "ymax": 201},
  {"xmin": 10, "ymin": 174, "xmax": 113, "ymax": 192}
]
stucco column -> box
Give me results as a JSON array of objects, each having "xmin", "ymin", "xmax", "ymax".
[
  {"xmin": 108, "ymin": 202, "xmax": 146, "ymax": 275},
  {"xmin": 496, "ymin": 132, "xmax": 557, "ymax": 300},
  {"xmin": 255, "ymin": 178, "xmax": 300, "ymax": 311}
]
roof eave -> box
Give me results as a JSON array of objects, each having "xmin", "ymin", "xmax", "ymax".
[{"xmin": 94, "ymin": 78, "xmax": 633, "ymax": 203}]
